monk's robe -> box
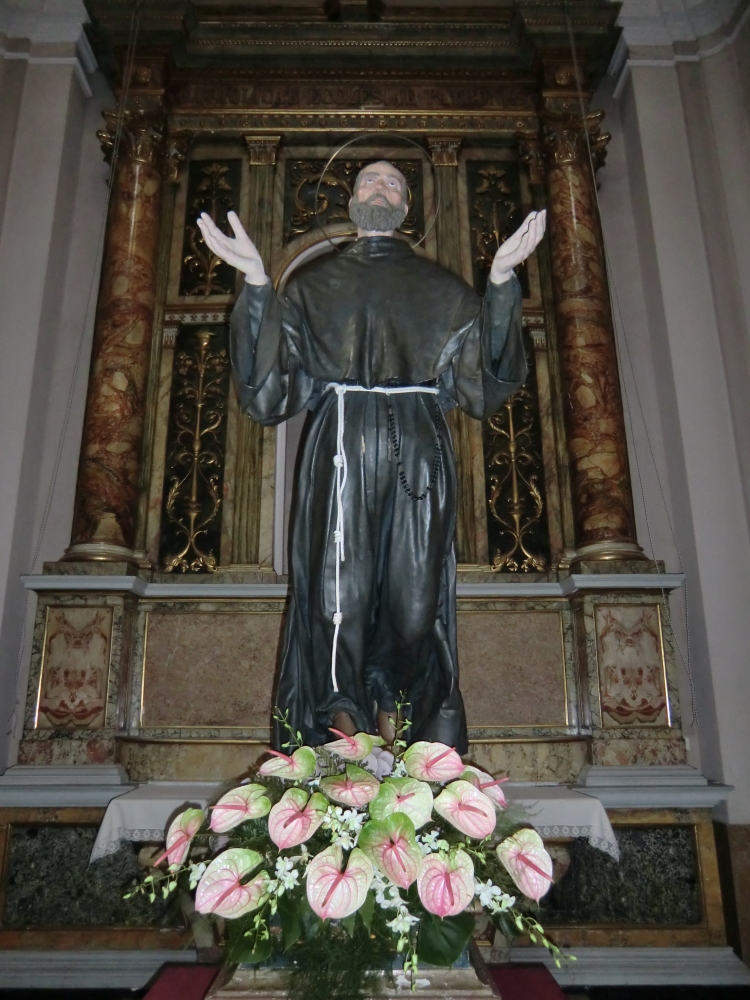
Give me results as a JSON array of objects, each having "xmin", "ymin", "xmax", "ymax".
[{"xmin": 231, "ymin": 236, "xmax": 526, "ymax": 753}]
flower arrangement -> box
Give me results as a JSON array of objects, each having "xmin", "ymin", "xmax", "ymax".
[{"xmin": 128, "ymin": 710, "xmax": 567, "ymax": 999}]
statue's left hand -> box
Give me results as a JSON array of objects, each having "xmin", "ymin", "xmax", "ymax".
[{"xmin": 489, "ymin": 209, "xmax": 546, "ymax": 285}]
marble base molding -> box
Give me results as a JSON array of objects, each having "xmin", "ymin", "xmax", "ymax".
[
  {"xmin": 0, "ymin": 949, "xmax": 198, "ymax": 989},
  {"xmin": 512, "ymin": 945, "xmax": 750, "ymax": 986}
]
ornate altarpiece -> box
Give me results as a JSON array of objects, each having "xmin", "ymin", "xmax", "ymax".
[{"xmin": 18, "ymin": 0, "xmax": 687, "ymax": 791}]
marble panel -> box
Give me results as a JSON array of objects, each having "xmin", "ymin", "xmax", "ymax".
[
  {"xmin": 141, "ymin": 611, "xmax": 285, "ymax": 727},
  {"xmin": 2, "ymin": 824, "xmax": 180, "ymax": 928},
  {"xmin": 469, "ymin": 738, "xmax": 588, "ymax": 784},
  {"xmin": 145, "ymin": 341, "xmax": 175, "ymax": 566},
  {"xmin": 595, "ymin": 604, "xmax": 669, "ymax": 727},
  {"xmin": 592, "ymin": 735, "xmax": 687, "ymax": 767},
  {"xmin": 36, "ymin": 607, "xmax": 113, "ymax": 730},
  {"xmin": 119, "ymin": 741, "xmax": 268, "ymax": 782},
  {"xmin": 457, "ymin": 610, "xmax": 566, "ymax": 727},
  {"xmin": 539, "ymin": 826, "xmax": 701, "ymax": 926}
]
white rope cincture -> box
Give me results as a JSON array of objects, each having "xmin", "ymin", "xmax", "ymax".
[{"xmin": 327, "ymin": 382, "xmax": 440, "ymax": 693}]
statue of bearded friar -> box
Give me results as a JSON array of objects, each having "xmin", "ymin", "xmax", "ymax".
[{"xmin": 198, "ymin": 160, "xmax": 545, "ymax": 753}]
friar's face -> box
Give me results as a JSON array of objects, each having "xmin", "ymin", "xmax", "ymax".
[{"xmin": 348, "ymin": 161, "xmax": 408, "ymax": 234}]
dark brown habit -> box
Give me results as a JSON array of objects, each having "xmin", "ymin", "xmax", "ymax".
[{"xmin": 231, "ymin": 236, "xmax": 526, "ymax": 753}]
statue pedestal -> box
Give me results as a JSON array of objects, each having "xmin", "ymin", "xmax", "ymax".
[{"xmin": 207, "ymin": 964, "xmax": 499, "ymax": 999}]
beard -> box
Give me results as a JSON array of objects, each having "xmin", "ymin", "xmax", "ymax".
[{"xmin": 349, "ymin": 194, "xmax": 407, "ymax": 233}]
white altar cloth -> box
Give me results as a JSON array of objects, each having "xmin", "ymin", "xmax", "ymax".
[
  {"xmin": 90, "ymin": 781, "xmax": 222, "ymax": 862},
  {"xmin": 503, "ymin": 784, "xmax": 620, "ymax": 859},
  {"xmin": 91, "ymin": 779, "xmax": 619, "ymax": 863}
]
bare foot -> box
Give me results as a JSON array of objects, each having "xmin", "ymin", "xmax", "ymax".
[
  {"xmin": 377, "ymin": 708, "xmax": 397, "ymax": 744},
  {"xmin": 331, "ymin": 711, "xmax": 356, "ymax": 736}
]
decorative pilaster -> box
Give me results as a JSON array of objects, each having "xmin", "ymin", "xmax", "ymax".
[
  {"xmin": 66, "ymin": 111, "xmax": 168, "ymax": 562},
  {"xmin": 231, "ymin": 136, "xmax": 281, "ymax": 565},
  {"xmin": 427, "ymin": 135, "xmax": 477, "ymax": 564},
  {"xmin": 541, "ymin": 107, "xmax": 643, "ymax": 561}
]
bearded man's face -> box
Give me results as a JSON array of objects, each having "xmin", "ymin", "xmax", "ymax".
[{"xmin": 349, "ymin": 161, "xmax": 408, "ymax": 233}]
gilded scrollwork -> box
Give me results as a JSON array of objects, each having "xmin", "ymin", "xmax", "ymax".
[
  {"xmin": 283, "ymin": 158, "xmax": 424, "ymax": 244},
  {"xmin": 179, "ymin": 159, "xmax": 243, "ymax": 297},
  {"xmin": 483, "ymin": 347, "xmax": 549, "ymax": 573},
  {"xmin": 160, "ymin": 328, "xmax": 230, "ymax": 573},
  {"xmin": 467, "ymin": 160, "xmax": 527, "ymax": 298}
]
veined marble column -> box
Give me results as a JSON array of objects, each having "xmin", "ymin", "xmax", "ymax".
[
  {"xmin": 427, "ymin": 136, "xmax": 478, "ymax": 564},
  {"xmin": 67, "ymin": 110, "xmax": 167, "ymax": 562},
  {"xmin": 542, "ymin": 108, "xmax": 643, "ymax": 561},
  {"xmin": 231, "ymin": 136, "xmax": 281, "ymax": 565}
]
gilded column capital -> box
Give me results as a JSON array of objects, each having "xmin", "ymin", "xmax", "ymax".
[
  {"xmin": 426, "ymin": 136, "xmax": 462, "ymax": 168},
  {"xmin": 541, "ymin": 108, "xmax": 610, "ymax": 172},
  {"xmin": 98, "ymin": 109, "xmax": 167, "ymax": 168},
  {"xmin": 244, "ymin": 135, "xmax": 282, "ymax": 166}
]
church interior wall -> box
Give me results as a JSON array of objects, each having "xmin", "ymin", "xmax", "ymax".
[{"xmin": 0, "ymin": 40, "xmax": 111, "ymax": 774}]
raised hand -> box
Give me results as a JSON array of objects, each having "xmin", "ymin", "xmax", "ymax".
[
  {"xmin": 489, "ymin": 209, "xmax": 546, "ymax": 285},
  {"xmin": 196, "ymin": 210, "xmax": 267, "ymax": 286}
]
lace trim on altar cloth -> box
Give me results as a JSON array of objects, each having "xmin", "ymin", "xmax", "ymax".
[
  {"xmin": 90, "ymin": 828, "xmax": 167, "ymax": 862},
  {"xmin": 533, "ymin": 824, "xmax": 621, "ymax": 861}
]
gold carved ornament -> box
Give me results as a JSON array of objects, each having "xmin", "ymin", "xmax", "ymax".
[
  {"xmin": 284, "ymin": 158, "xmax": 424, "ymax": 243},
  {"xmin": 182, "ymin": 163, "xmax": 237, "ymax": 296},
  {"xmin": 468, "ymin": 164, "xmax": 547, "ymax": 572},
  {"xmin": 486, "ymin": 387, "xmax": 547, "ymax": 573},
  {"xmin": 162, "ymin": 331, "xmax": 229, "ymax": 573}
]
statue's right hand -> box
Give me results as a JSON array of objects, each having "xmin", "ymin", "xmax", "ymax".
[{"xmin": 196, "ymin": 210, "xmax": 267, "ymax": 286}]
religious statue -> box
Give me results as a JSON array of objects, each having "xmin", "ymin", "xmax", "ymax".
[{"xmin": 197, "ymin": 160, "xmax": 545, "ymax": 754}]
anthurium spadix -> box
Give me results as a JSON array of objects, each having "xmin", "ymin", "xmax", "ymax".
[
  {"xmin": 195, "ymin": 848, "xmax": 267, "ymax": 918},
  {"xmin": 358, "ymin": 813, "xmax": 423, "ymax": 890},
  {"xmin": 258, "ymin": 746, "xmax": 317, "ymax": 781},
  {"xmin": 417, "ymin": 849, "xmax": 475, "ymax": 918},
  {"xmin": 403, "ymin": 741, "xmax": 464, "ymax": 783},
  {"xmin": 156, "ymin": 808, "xmax": 204, "ymax": 867},
  {"xmin": 434, "ymin": 780, "xmax": 496, "ymax": 840},
  {"xmin": 497, "ymin": 828, "xmax": 553, "ymax": 902},
  {"xmin": 210, "ymin": 784, "xmax": 272, "ymax": 833},
  {"xmin": 460, "ymin": 766, "xmax": 509, "ymax": 809},
  {"xmin": 324, "ymin": 729, "xmax": 384, "ymax": 761},
  {"xmin": 269, "ymin": 787, "xmax": 328, "ymax": 849},
  {"xmin": 370, "ymin": 777, "xmax": 433, "ymax": 830},
  {"xmin": 306, "ymin": 845, "xmax": 374, "ymax": 920},
  {"xmin": 320, "ymin": 763, "xmax": 380, "ymax": 807}
]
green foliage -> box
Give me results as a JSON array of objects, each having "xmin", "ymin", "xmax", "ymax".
[
  {"xmin": 416, "ymin": 910, "xmax": 475, "ymax": 967},
  {"xmin": 286, "ymin": 910, "xmax": 394, "ymax": 1000}
]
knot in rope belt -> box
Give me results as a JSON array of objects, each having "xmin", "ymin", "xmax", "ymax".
[{"xmin": 326, "ymin": 382, "xmax": 441, "ymax": 693}]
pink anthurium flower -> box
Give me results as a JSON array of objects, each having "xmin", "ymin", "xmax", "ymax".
[
  {"xmin": 434, "ymin": 780, "xmax": 496, "ymax": 840},
  {"xmin": 324, "ymin": 729, "xmax": 384, "ymax": 761},
  {"xmin": 403, "ymin": 741, "xmax": 464, "ymax": 783},
  {"xmin": 268, "ymin": 787, "xmax": 328, "ymax": 849},
  {"xmin": 195, "ymin": 848, "xmax": 267, "ymax": 918},
  {"xmin": 258, "ymin": 746, "xmax": 317, "ymax": 781},
  {"xmin": 460, "ymin": 766, "xmax": 509, "ymax": 809},
  {"xmin": 370, "ymin": 777, "xmax": 434, "ymax": 830},
  {"xmin": 306, "ymin": 845, "xmax": 374, "ymax": 920},
  {"xmin": 417, "ymin": 849, "xmax": 474, "ymax": 918},
  {"xmin": 497, "ymin": 829, "xmax": 553, "ymax": 902},
  {"xmin": 358, "ymin": 813, "xmax": 423, "ymax": 890},
  {"xmin": 210, "ymin": 784, "xmax": 272, "ymax": 833},
  {"xmin": 156, "ymin": 808, "xmax": 205, "ymax": 867},
  {"xmin": 320, "ymin": 763, "xmax": 380, "ymax": 807}
]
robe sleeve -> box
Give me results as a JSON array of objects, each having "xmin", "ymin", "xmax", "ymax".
[
  {"xmin": 443, "ymin": 273, "xmax": 528, "ymax": 421},
  {"xmin": 230, "ymin": 280, "xmax": 317, "ymax": 425}
]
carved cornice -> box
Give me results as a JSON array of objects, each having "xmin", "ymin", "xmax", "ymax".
[{"xmin": 170, "ymin": 110, "xmax": 536, "ymax": 137}]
